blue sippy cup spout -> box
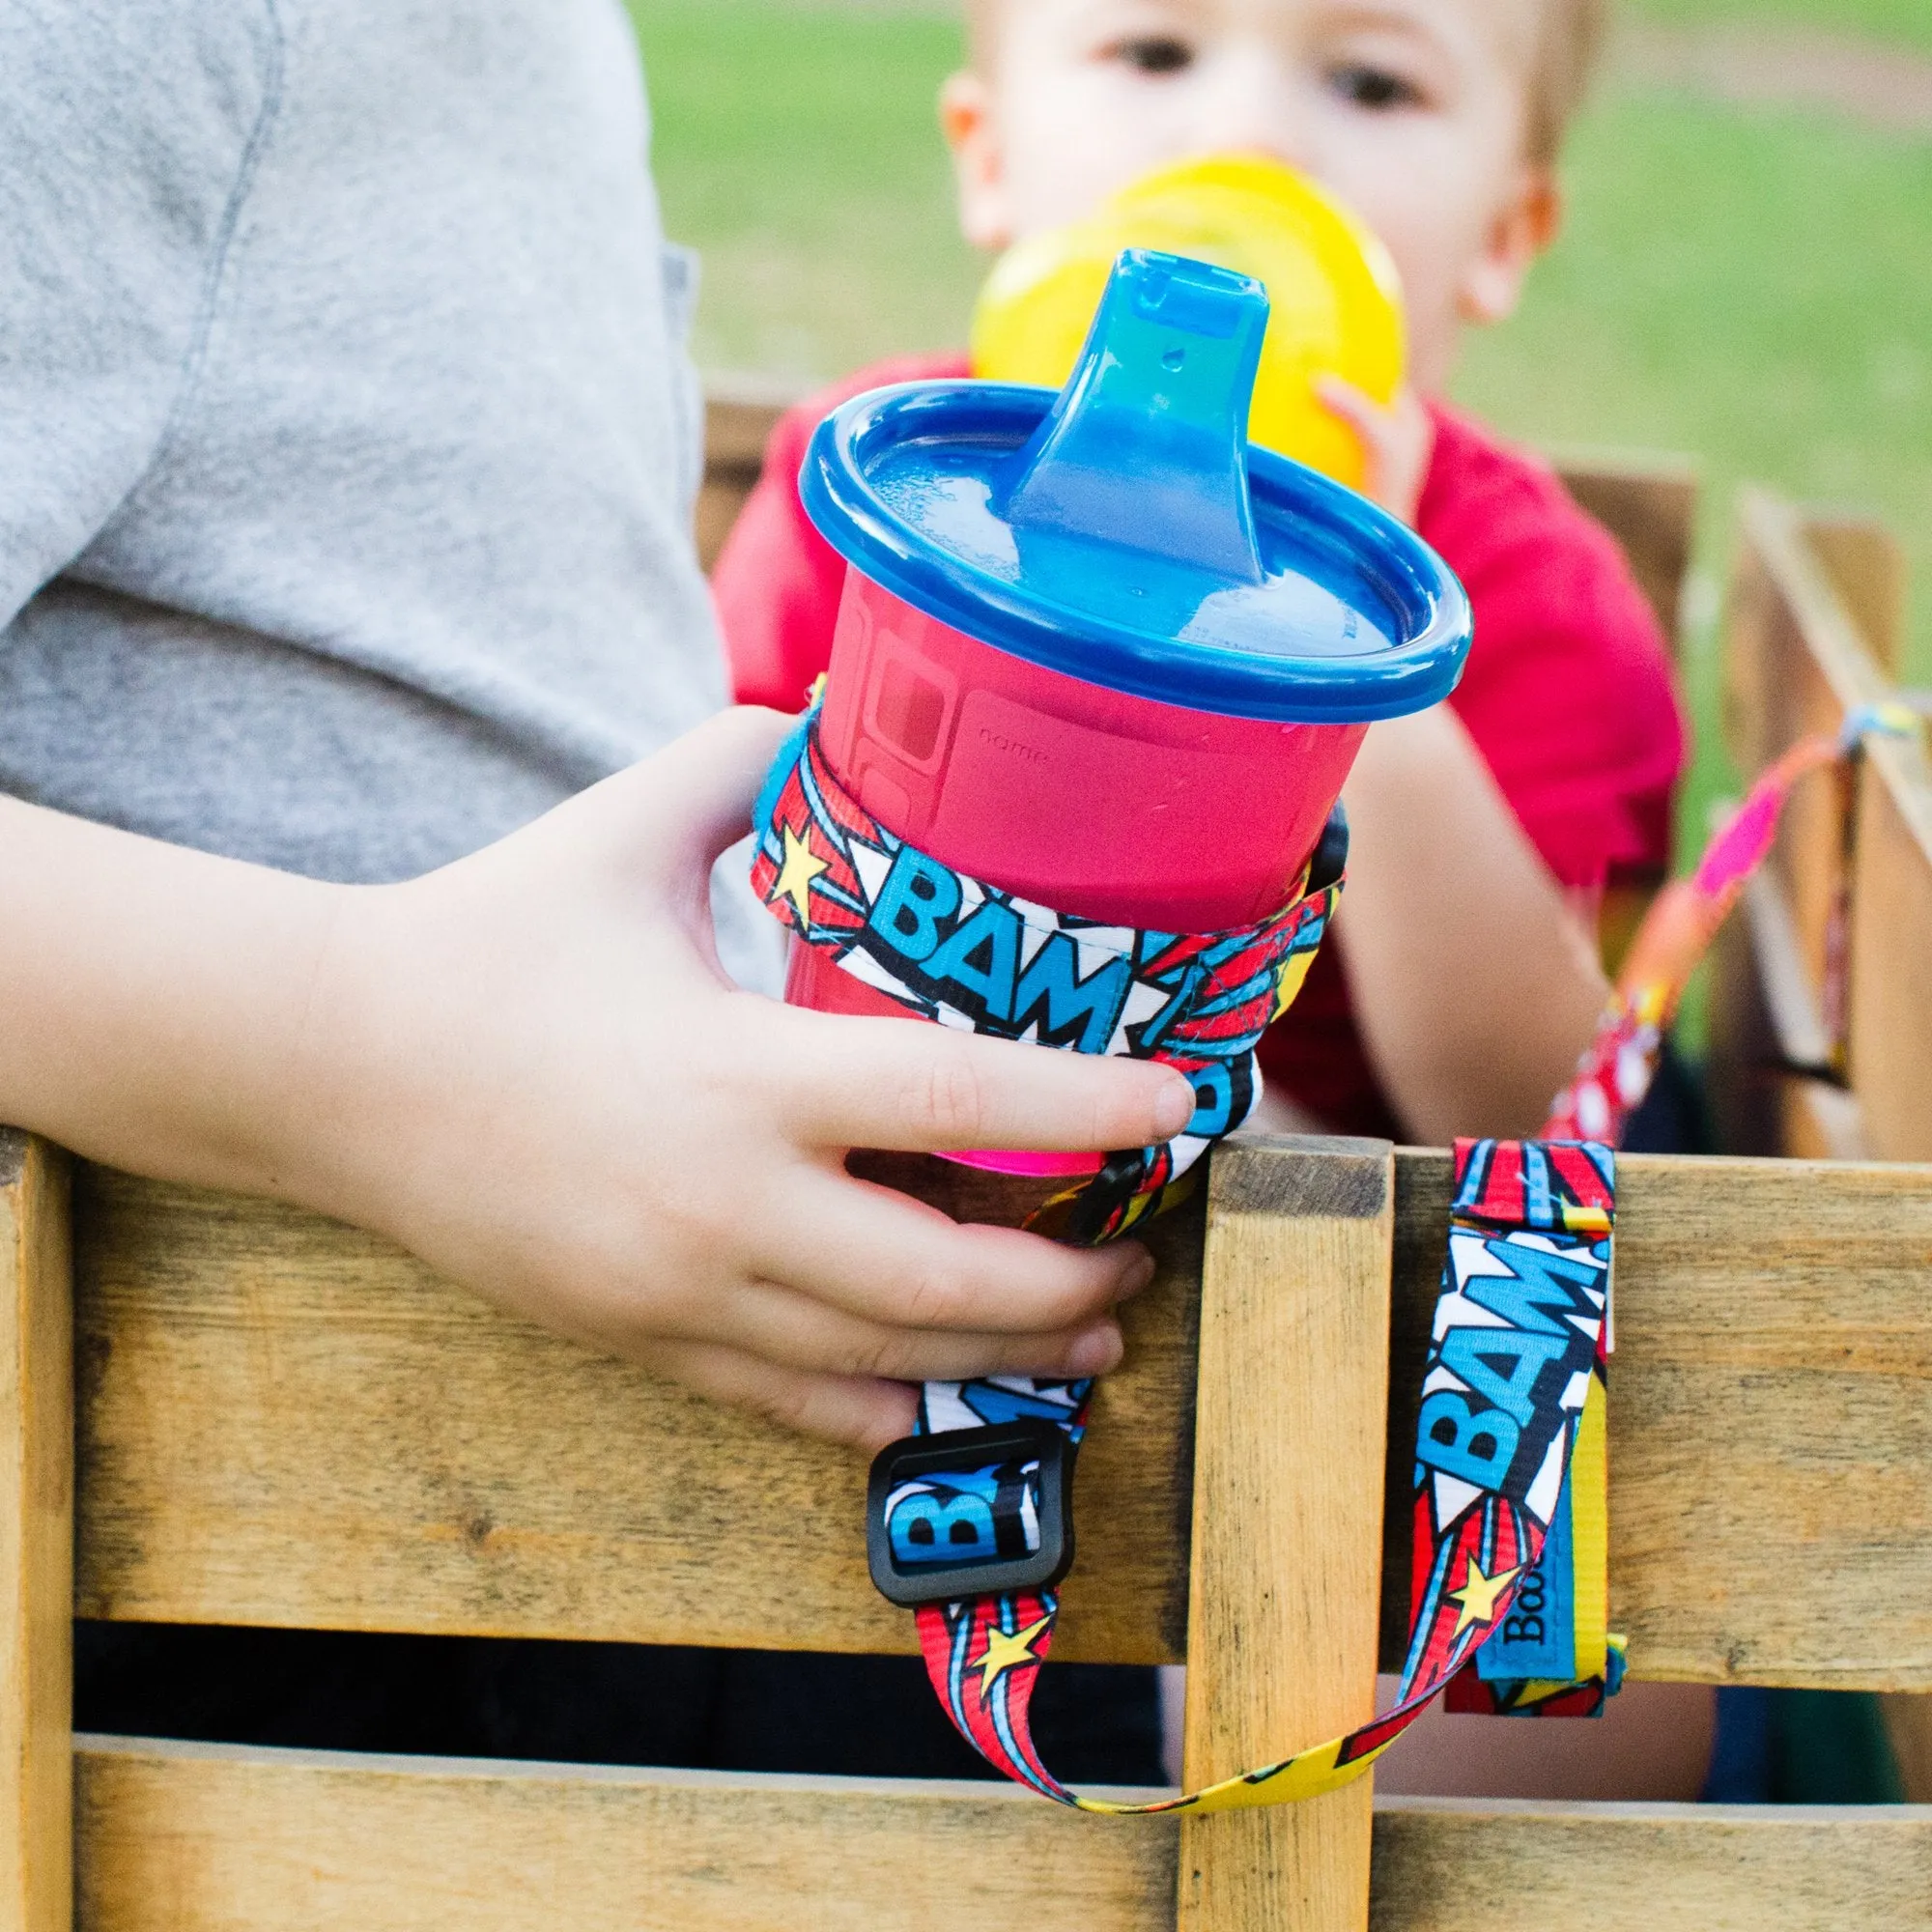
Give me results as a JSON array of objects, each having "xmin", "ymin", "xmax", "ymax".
[{"xmin": 1001, "ymin": 250, "xmax": 1268, "ymax": 585}]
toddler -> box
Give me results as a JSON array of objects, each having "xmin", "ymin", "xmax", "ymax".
[{"xmin": 716, "ymin": 0, "xmax": 1687, "ymax": 1151}]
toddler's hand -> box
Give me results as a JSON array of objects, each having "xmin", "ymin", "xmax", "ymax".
[
  {"xmin": 1316, "ymin": 379, "xmax": 1435, "ymax": 527},
  {"xmin": 297, "ymin": 708, "xmax": 1194, "ymax": 1452}
]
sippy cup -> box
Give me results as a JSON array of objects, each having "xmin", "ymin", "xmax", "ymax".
[{"xmin": 761, "ymin": 250, "xmax": 1469, "ymax": 1183}]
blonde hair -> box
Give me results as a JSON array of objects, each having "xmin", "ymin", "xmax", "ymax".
[
  {"xmin": 1524, "ymin": 0, "xmax": 1609, "ymax": 165},
  {"xmin": 961, "ymin": 0, "xmax": 1609, "ymax": 167}
]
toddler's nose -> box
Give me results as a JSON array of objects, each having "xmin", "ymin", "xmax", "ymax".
[{"xmin": 1190, "ymin": 60, "xmax": 1319, "ymax": 176}]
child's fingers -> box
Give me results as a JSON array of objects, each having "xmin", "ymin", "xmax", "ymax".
[
  {"xmin": 675, "ymin": 1276, "xmax": 1124, "ymax": 1386},
  {"xmin": 764, "ymin": 1008, "xmax": 1197, "ymax": 1154},
  {"xmin": 1314, "ymin": 377, "xmax": 1433, "ymax": 524},
  {"xmin": 642, "ymin": 1337, "xmax": 919, "ymax": 1452},
  {"xmin": 744, "ymin": 1170, "xmax": 1153, "ymax": 1334},
  {"xmin": 1314, "ymin": 372, "xmax": 1381, "ymax": 431}
]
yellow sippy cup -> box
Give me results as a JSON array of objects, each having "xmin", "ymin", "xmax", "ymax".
[{"xmin": 970, "ymin": 154, "xmax": 1405, "ymax": 491}]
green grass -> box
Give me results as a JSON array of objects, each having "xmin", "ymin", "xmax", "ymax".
[
  {"xmin": 1624, "ymin": 0, "xmax": 1932, "ymax": 55},
  {"xmin": 1456, "ymin": 88, "xmax": 1932, "ymax": 841},
  {"xmin": 630, "ymin": 0, "xmax": 1932, "ymax": 861},
  {"xmin": 636, "ymin": 0, "xmax": 976, "ymax": 379}
]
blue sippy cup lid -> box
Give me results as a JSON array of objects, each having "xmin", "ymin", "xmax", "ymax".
[{"xmin": 800, "ymin": 250, "xmax": 1471, "ymax": 724}]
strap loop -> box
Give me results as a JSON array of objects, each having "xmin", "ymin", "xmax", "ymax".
[
  {"xmin": 894, "ymin": 1138, "xmax": 1616, "ymax": 1814},
  {"xmin": 840, "ymin": 691, "xmax": 1918, "ymax": 1808}
]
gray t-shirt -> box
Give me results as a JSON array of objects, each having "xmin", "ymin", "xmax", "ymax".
[{"xmin": 1, "ymin": 0, "xmax": 766, "ymax": 971}]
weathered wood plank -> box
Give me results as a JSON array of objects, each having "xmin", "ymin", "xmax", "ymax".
[
  {"xmin": 696, "ymin": 385, "xmax": 795, "ymax": 575},
  {"xmin": 1719, "ymin": 492, "xmax": 1932, "ymax": 1068},
  {"xmin": 75, "ymin": 1146, "xmax": 1932, "ymax": 1688},
  {"xmin": 1725, "ymin": 491, "xmax": 1891, "ymax": 784},
  {"xmin": 1178, "ymin": 1140, "xmax": 1392, "ymax": 1932},
  {"xmin": 74, "ymin": 1160, "xmax": 1199, "ymax": 1666},
  {"xmin": 1369, "ymin": 1797, "xmax": 1932, "ymax": 1931},
  {"xmin": 1553, "ymin": 452, "xmax": 1699, "ymax": 649},
  {"xmin": 1721, "ymin": 494, "xmax": 1888, "ymax": 998},
  {"xmin": 1849, "ymin": 740, "xmax": 1932, "ymax": 1164},
  {"xmin": 1705, "ymin": 871, "xmax": 1871, "ymax": 1162},
  {"xmin": 0, "ymin": 1132, "xmax": 72, "ymax": 1932},
  {"xmin": 72, "ymin": 1737, "xmax": 1178, "ymax": 1932},
  {"xmin": 71, "ymin": 1740, "xmax": 1932, "ymax": 1932},
  {"xmin": 1805, "ymin": 513, "xmax": 1909, "ymax": 680}
]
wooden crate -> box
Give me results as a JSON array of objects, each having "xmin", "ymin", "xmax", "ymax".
[
  {"xmin": 1706, "ymin": 488, "xmax": 1932, "ymax": 1797},
  {"xmin": 1, "ymin": 1130, "xmax": 1925, "ymax": 1927}
]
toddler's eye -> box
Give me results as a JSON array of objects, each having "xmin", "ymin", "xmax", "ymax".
[
  {"xmin": 1112, "ymin": 36, "xmax": 1196, "ymax": 75},
  {"xmin": 1326, "ymin": 62, "xmax": 1423, "ymax": 110}
]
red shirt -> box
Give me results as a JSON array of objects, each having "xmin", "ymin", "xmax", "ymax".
[{"xmin": 714, "ymin": 355, "xmax": 1685, "ymax": 1137}]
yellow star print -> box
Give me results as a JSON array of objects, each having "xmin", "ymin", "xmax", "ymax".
[
  {"xmin": 769, "ymin": 823, "xmax": 830, "ymax": 925},
  {"xmin": 1448, "ymin": 1555, "xmax": 1522, "ymax": 1637},
  {"xmin": 975, "ymin": 1614, "xmax": 1053, "ymax": 1696}
]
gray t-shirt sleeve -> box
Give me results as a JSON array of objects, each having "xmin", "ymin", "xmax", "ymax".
[{"xmin": 0, "ymin": 1, "xmax": 280, "ymax": 629}]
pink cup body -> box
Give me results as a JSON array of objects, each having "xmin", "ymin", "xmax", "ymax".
[{"xmin": 785, "ymin": 565, "xmax": 1368, "ymax": 1176}]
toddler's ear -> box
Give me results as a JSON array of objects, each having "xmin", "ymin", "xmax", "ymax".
[
  {"xmin": 939, "ymin": 70, "xmax": 1013, "ymax": 253},
  {"xmin": 1458, "ymin": 167, "xmax": 1563, "ymax": 327}
]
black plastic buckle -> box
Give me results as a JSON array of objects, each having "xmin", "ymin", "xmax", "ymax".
[{"xmin": 866, "ymin": 1420, "xmax": 1077, "ymax": 1609}]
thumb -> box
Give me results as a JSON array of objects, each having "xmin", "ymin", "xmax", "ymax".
[
  {"xmin": 639, "ymin": 705, "xmax": 798, "ymax": 881},
  {"xmin": 630, "ymin": 706, "xmax": 799, "ymax": 985}
]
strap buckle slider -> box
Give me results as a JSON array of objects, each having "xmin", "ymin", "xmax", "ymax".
[{"xmin": 866, "ymin": 1420, "xmax": 1076, "ymax": 1609}]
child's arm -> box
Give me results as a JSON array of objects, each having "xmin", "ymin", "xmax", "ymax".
[
  {"xmin": 0, "ymin": 706, "xmax": 1191, "ymax": 1449},
  {"xmin": 1317, "ymin": 382, "xmax": 1609, "ymax": 1141},
  {"xmin": 1336, "ymin": 704, "xmax": 1608, "ymax": 1142}
]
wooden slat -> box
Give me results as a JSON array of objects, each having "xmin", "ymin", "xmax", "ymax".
[
  {"xmin": 1805, "ymin": 513, "xmax": 1909, "ymax": 680},
  {"xmin": 696, "ymin": 384, "xmax": 797, "ymax": 575},
  {"xmin": 74, "ymin": 1161, "xmax": 1199, "ymax": 1666},
  {"xmin": 1705, "ymin": 872, "xmax": 1870, "ymax": 1162},
  {"xmin": 1369, "ymin": 1797, "xmax": 1932, "ymax": 1931},
  {"xmin": 1552, "ymin": 451, "xmax": 1699, "ymax": 649},
  {"xmin": 1849, "ymin": 739, "xmax": 1932, "ymax": 1163},
  {"xmin": 1725, "ymin": 491, "xmax": 1892, "ymax": 782},
  {"xmin": 1776, "ymin": 1078, "xmax": 1872, "ymax": 1165},
  {"xmin": 1731, "ymin": 496, "xmax": 1889, "ymax": 991},
  {"xmin": 75, "ymin": 1146, "xmax": 1932, "ymax": 1688},
  {"xmin": 72, "ymin": 1737, "xmax": 1177, "ymax": 1932},
  {"xmin": 0, "ymin": 1133, "xmax": 71, "ymax": 1932},
  {"xmin": 1709, "ymin": 489, "xmax": 1932, "ymax": 1170},
  {"xmin": 72, "ymin": 1740, "xmax": 1932, "ymax": 1932},
  {"xmin": 1178, "ymin": 1140, "xmax": 1392, "ymax": 1932},
  {"xmin": 1736, "ymin": 867, "xmax": 1839, "ymax": 1077}
]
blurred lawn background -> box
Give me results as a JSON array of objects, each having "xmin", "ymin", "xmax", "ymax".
[{"xmin": 629, "ymin": 0, "xmax": 1932, "ymax": 857}]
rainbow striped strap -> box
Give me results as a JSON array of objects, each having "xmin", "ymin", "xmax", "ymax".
[
  {"xmin": 1548, "ymin": 699, "xmax": 1921, "ymax": 1146},
  {"xmin": 879, "ymin": 1139, "xmax": 1617, "ymax": 1814},
  {"xmin": 751, "ymin": 707, "xmax": 1344, "ymax": 1246}
]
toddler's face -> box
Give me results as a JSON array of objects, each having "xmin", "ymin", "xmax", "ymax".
[{"xmin": 946, "ymin": 0, "xmax": 1558, "ymax": 393}]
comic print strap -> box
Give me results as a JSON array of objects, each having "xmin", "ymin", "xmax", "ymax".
[
  {"xmin": 890, "ymin": 1140, "xmax": 1614, "ymax": 1814},
  {"xmin": 870, "ymin": 702, "xmax": 1932, "ymax": 1805},
  {"xmin": 1445, "ymin": 702, "xmax": 1924, "ymax": 1722},
  {"xmin": 750, "ymin": 706, "xmax": 1344, "ymax": 1247}
]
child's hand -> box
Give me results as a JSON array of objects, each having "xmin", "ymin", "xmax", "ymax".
[
  {"xmin": 297, "ymin": 708, "xmax": 1196, "ymax": 1451},
  {"xmin": 1315, "ymin": 379, "xmax": 1435, "ymax": 527}
]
